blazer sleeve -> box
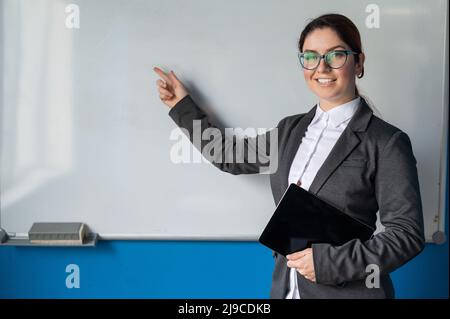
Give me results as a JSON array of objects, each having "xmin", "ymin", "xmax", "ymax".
[
  {"xmin": 168, "ymin": 95, "xmax": 279, "ymax": 175},
  {"xmin": 312, "ymin": 131, "xmax": 426, "ymax": 285}
]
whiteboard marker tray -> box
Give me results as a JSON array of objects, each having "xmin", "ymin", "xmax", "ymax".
[{"xmin": 0, "ymin": 233, "xmax": 98, "ymax": 247}]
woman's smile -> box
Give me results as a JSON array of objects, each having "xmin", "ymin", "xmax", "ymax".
[{"xmin": 315, "ymin": 77, "xmax": 337, "ymax": 86}]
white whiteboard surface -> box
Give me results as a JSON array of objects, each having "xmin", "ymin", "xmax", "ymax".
[{"xmin": 0, "ymin": 0, "xmax": 448, "ymax": 242}]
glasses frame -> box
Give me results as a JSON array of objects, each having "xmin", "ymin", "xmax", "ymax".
[{"xmin": 298, "ymin": 50, "xmax": 359, "ymax": 70}]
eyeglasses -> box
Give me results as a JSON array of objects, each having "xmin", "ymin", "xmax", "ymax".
[{"xmin": 298, "ymin": 50, "xmax": 359, "ymax": 70}]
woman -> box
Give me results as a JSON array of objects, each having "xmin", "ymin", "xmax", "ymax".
[{"xmin": 153, "ymin": 14, "xmax": 425, "ymax": 299}]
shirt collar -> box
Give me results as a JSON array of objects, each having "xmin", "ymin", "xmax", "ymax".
[{"xmin": 311, "ymin": 97, "xmax": 360, "ymax": 128}]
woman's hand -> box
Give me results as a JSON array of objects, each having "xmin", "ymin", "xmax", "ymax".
[
  {"xmin": 153, "ymin": 67, "xmax": 189, "ymax": 109},
  {"xmin": 287, "ymin": 248, "xmax": 316, "ymax": 283}
]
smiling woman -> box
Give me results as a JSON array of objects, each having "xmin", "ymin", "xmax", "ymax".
[
  {"xmin": 282, "ymin": 13, "xmax": 423, "ymax": 300},
  {"xmin": 154, "ymin": 13, "xmax": 426, "ymax": 299}
]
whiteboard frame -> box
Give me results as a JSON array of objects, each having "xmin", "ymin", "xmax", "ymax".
[
  {"xmin": 0, "ymin": 0, "xmax": 448, "ymax": 244},
  {"xmin": 434, "ymin": 2, "xmax": 449, "ymax": 244}
]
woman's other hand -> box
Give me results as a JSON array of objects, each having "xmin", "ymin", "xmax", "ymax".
[
  {"xmin": 287, "ymin": 248, "xmax": 316, "ymax": 283},
  {"xmin": 153, "ymin": 67, "xmax": 189, "ymax": 109}
]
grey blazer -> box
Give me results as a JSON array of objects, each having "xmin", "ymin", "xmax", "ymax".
[{"xmin": 168, "ymin": 95, "xmax": 425, "ymax": 299}]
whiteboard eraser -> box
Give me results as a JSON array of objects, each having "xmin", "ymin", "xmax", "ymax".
[{"xmin": 28, "ymin": 222, "xmax": 88, "ymax": 245}]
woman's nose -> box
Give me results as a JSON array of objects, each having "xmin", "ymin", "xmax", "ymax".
[{"xmin": 316, "ymin": 58, "xmax": 331, "ymax": 73}]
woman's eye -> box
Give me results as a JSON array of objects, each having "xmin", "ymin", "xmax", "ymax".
[
  {"xmin": 304, "ymin": 54, "xmax": 317, "ymax": 61},
  {"xmin": 327, "ymin": 52, "xmax": 338, "ymax": 60}
]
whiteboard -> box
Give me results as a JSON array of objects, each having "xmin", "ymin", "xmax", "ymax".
[{"xmin": 1, "ymin": 0, "xmax": 448, "ymax": 242}]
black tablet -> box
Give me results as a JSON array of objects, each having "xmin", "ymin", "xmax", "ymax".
[{"xmin": 258, "ymin": 183, "xmax": 374, "ymax": 256}]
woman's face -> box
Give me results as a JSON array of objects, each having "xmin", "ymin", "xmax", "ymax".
[{"xmin": 302, "ymin": 27, "xmax": 364, "ymax": 110}]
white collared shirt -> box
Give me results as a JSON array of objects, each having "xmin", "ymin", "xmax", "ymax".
[{"xmin": 285, "ymin": 97, "xmax": 360, "ymax": 299}]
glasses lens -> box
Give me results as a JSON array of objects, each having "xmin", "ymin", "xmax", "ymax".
[
  {"xmin": 326, "ymin": 51, "xmax": 347, "ymax": 69},
  {"xmin": 301, "ymin": 52, "xmax": 319, "ymax": 69}
]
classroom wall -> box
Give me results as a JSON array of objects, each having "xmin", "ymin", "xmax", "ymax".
[
  {"xmin": 0, "ymin": 167, "xmax": 448, "ymax": 299},
  {"xmin": 0, "ymin": 0, "xmax": 448, "ymax": 299}
]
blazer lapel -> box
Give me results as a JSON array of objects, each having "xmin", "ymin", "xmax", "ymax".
[
  {"xmin": 279, "ymin": 106, "xmax": 317, "ymax": 192},
  {"xmin": 308, "ymin": 98, "xmax": 374, "ymax": 195}
]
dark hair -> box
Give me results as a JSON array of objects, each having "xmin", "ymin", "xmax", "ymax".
[{"xmin": 298, "ymin": 14, "xmax": 364, "ymax": 85}]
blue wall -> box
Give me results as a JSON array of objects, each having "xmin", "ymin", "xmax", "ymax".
[
  {"xmin": 0, "ymin": 238, "xmax": 448, "ymax": 299},
  {"xmin": 0, "ymin": 216, "xmax": 448, "ymax": 299},
  {"xmin": 1, "ymin": 157, "xmax": 448, "ymax": 299}
]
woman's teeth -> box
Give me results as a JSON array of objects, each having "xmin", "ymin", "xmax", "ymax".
[{"xmin": 316, "ymin": 78, "xmax": 336, "ymax": 84}]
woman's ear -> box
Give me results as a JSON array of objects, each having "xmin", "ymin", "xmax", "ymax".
[{"xmin": 356, "ymin": 52, "xmax": 365, "ymax": 78}]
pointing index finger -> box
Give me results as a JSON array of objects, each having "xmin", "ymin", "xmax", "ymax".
[{"xmin": 153, "ymin": 67, "xmax": 172, "ymax": 85}]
